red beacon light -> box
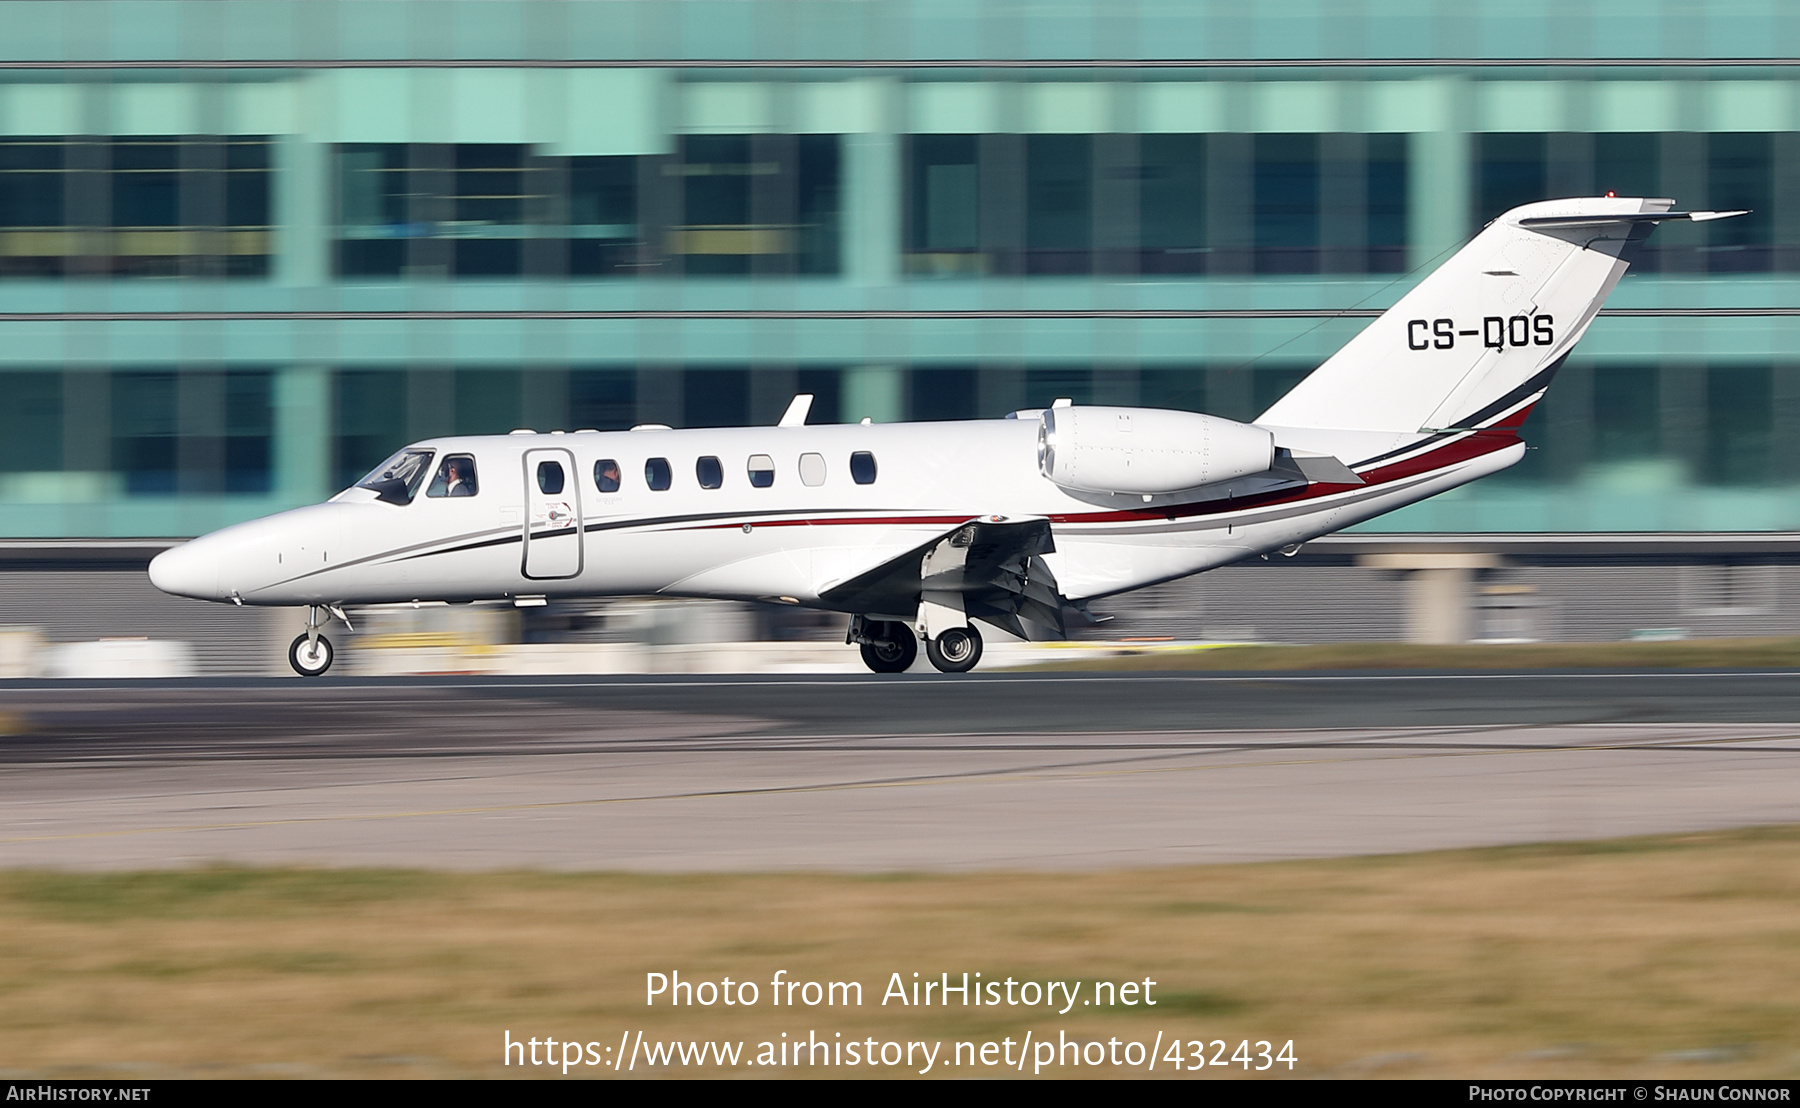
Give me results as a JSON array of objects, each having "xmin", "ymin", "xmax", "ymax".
[{"xmin": 1606, "ymin": 190, "xmax": 1616, "ymax": 197}]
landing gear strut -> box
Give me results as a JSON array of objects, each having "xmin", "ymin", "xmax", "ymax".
[
  {"xmin": 925, "ymin": 624, "xmax": 983, "ymax": 674},
  {"xmin": 852, "ymin": 618, "xmax": 917, "ymax": 674},
  {"xmin": 288, "ymin": 604, "xmax": 348, "ymax": 677}
]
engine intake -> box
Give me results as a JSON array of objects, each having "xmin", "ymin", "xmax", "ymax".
[{"xmin": 1038, "ymin": 406, "xmax": 1276, "ymax": 495}]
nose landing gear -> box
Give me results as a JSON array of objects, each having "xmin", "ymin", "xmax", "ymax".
[{"xmin": 288, "ymin": 604, "xmax": 350, "ymax": 677}]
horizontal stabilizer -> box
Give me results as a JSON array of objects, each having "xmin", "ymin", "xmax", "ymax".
[
  {"xmin": 1518, "ymin": 209, "xmax": 1747, "ymax": 229},
  {"xmin": 1288, "ymin": 452, "xmax": 1365, "ymax": 485}
]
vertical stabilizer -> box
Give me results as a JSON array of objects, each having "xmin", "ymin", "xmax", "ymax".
[{"xmin": 1257, "ymin": 197, "xmax": 1715, "ymax": 437}]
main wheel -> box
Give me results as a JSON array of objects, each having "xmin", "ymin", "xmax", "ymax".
[
  {"xmin": 289, "ymin": 633, "xmax": 334, "ymax": 677},
  {"xmin": 925, "ymin": 624, "xmax": 983, "ymax": 674},
  {"xmin": 859, "ymin": 621, "xmax": 917, "ymax": 674}
]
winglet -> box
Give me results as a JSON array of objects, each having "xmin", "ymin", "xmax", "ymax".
[{"xmin": 778, "ymin": 394, "xmax": 814, "ymax": 427}]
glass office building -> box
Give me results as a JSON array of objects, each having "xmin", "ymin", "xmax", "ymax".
[{"xmin": 2, "ymin": 0, "xmax": 1799, "ymax": 538}]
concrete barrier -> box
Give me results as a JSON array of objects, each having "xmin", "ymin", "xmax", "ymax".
[
  {"xmin": 0, "ymin": 627, "xmax": 44, "ymax": 677},
  {"xmin": 46, "ymin": 639, "xmax": 197, "ymax": 678}
]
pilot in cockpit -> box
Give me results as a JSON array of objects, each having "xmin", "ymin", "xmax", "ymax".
[{"xmin": 428, "ymin": 455, "xmax": 479, "ymax": 498}]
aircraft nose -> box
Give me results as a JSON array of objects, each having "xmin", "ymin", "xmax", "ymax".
[{"xmin": 148, "ymin": 541, "xmax": 221, "ymax": 601}]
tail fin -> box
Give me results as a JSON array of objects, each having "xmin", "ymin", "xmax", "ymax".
[{"xmin": 1258, "ymin": 197, "xmax": 1737, "ymax": 435}]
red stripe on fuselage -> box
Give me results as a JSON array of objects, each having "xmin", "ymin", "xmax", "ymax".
[{"xmin": 670, "ymin": 418, "xmax": 1532, "ymax": 534}]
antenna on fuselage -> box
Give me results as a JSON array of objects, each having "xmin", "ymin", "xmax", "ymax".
[{"xmin": 778, "ymin": 394, "xmax": 814, "ymax": 427}]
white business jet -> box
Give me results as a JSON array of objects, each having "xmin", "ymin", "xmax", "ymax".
[{"xmin": 150, "ymin": 197, "xmax": 1740, "ymax": 676}]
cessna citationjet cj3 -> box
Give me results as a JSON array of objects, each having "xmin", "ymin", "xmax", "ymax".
[{"xmin": 150, "ymin": 197, "xmax": 1740, "ymax": 676}]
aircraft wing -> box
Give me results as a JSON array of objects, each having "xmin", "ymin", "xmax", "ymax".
[{"xmin": 818, "ymin": 515, "xmax": 1070, "ymax": 639}]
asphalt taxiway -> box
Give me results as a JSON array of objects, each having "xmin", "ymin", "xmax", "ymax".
[{"xmin": 2, "ymin": 671, "xmax": 1797, "ymax": 870}]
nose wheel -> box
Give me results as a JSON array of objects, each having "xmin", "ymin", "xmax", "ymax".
[
  {"xmin": 288, "ymin": 633, "xmax": 334, "ymax": 677},
  {"xmin": 289, "ymin": 604, "xmax": 348, "ymax": 677}
]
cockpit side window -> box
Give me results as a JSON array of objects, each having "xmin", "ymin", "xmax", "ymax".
[
  {"xmin": 426, "ymin": 454, "xmax": 480, "ymax": 498},
  {"xmin": 356, "ymin": 448, "xmax": 435, "ymax": 505}
]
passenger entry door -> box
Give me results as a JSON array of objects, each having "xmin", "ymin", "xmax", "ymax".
[{"xmin": 522, "ymin": 448, "xmax": 582, "ymax": 580}]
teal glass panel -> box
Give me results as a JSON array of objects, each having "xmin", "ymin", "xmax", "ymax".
[
  {"xmin": 1705, "ymin": 364, "xmax": 1772, "ymax": 485},
  {"xmin": 683, "ymin": 1, "xmax": 755, "ymax": 60},
  {"xmin": 1475, "ymin": 132, "xmax": 1546, "ymax": 228},
  {"xmin": 337, "ymin": 0, "xmax": 413, "ymax": 59},
  {"xmin": 111, "ymin": 371, "xmax": 178, "ymax": 495},
  {"xmin": 1138, "ymin": 134, "xmax": 1207, "ymax": 274},
  {"xmin": 1253, "ymin": 134, "xmax": 1320, "ymax": 274},
  {"xmin": 1252, "ymin": 365, "xmax": 1310, "ymax": 415},
  {"xmin": 684, "ymin": 368, "xmax": 750, "ymax": 427},
  {"xmin": 1594, "ymin": 133, "xmax": 1659, "ymax": 198},
  {"xmin": 569, "ymin": 369, "xmax": 637, "ymax": 430},
  {"xmin": 1706, "ymin": 133, "xmax": 1773, "ymax": 274},
  {"xmin": 223, "ymin": 370, "xmax": 273, "ymax": 494},
  {"xmin": 334, "ymin": 369, "xmax": 408, "ymax": 489},
  {"xmin": 908, "ymin": 367, "xmax": 978, "ymax": 421},
  {"xmin": 1025, "ymin": 134, "xmax": 1092, "ymax": 275},
  {"xmin": 567, "ymin": 156, "xmax": 641, "ymax": 276},
  {"xmin": 795, "ymin": 367, "xmax": 842, "ymax": 425},
  {"xmin": 454, "ymin": 368, "xmax": 523, "ymax": 436},
  {"xmin": 0, "ymin": 136, "xmax": 271, "ymax": 279},
  {"xmin": 1592, "ymin": 364, "xmax": 1659, "ymax": 462},
  {"xmin": 1023, "ymin": 366, "xmax": 1093, "ymax": 407},
  {"xmin": 1139, "ymin": 367, "xmax": 1207, "ymax": 413},
  {"xmin": 676, "ymin": 134, "xmax": 842, "ymax": 278},
  {"xmin": 1365, "ymin": 133, "xmax": 1408, "ymax": 273},
  {"xmin": 0, "ymin": 372, "xmax": 62, "ymax": 473},
  {"xmin": 907, "ymin": 134, "xmax": 981, "ymax": 274}
]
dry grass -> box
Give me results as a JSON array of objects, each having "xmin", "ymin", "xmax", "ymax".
[
  {"xmin": 1031, "ymin": 637, "xmax": 1800, "ymax": 672},
  {"xmin": 3, "ymin": 829, "xmax": 1800, "ymax": 1078}
]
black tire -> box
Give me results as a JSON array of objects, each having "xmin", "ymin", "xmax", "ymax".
[
  {"xmin": 925, "ymin": 624, "xmax": 983, "ymax": 673},
  {"xmin": 289, "ymin": 633, "xmax": 334, "ymax": 677},
  {"xmin": 859, "ymin": 621, "xmax": 917, "ymax": 674}
]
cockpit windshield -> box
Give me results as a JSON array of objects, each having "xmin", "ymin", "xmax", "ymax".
[{"xmin": 355, "ymin": 448, "xmax": 435, "ymax": 505}]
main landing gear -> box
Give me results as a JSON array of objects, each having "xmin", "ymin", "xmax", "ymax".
[
  {"xmin": 850, "ymin": 617, "xmax": 984, "ymax": 675},
  {"xmin": 855, "ymin": 619, "xmax": 917, "ymax": 673},
  {"xmin": 924, "ymin": 624, "xmax": 983, "ymax": 674},
  {"xmin": 289, "ymin": 604, "xmax": 350, "ymax": 677}
]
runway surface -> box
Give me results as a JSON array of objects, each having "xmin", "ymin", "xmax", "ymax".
[{"xmin": 2, "ymin": 671, "xmax": 1799, "ymax": 870}]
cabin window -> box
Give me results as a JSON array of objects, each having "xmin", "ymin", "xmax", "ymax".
[
  {"xmin": 799, "ymin": 452, "xmax": 826, "ymax": 487},
  {"xmin": 696, "ymin": 455, "xmax": 724, "ymax": 489},
  {"xmin": 536, "ymin": 459, "xmax": 565, "ymax": 495},
  {"xmin": 645, "ymin": 456, "xmax": 672, "ymax": 490},
  {"xmin": 747, "ymin": 454, "xmax": 775, "ymax": 488},
  {"xmin": 850, "ymin": 451, "xmax": 877, "ymax": 485},
  {"xmin": 355, "ymin": 447, "xmax": 434, "ymax": 505},
  {"xmin": 426, "ymin": 454, "xmax": 479, "ymax": 498},
  {"xmin": 594, "ymin": 458, "xmax": 621, "ymax": 492}
]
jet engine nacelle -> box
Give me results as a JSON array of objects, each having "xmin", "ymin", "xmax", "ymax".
[{"xmin": 1037, "ymin": 405, "xmax": 1277, "ymax": 495}]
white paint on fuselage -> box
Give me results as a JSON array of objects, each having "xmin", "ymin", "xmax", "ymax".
[{"xmin": 148, "ymin": 416, "xmax": 1513, "ymax": 612}]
